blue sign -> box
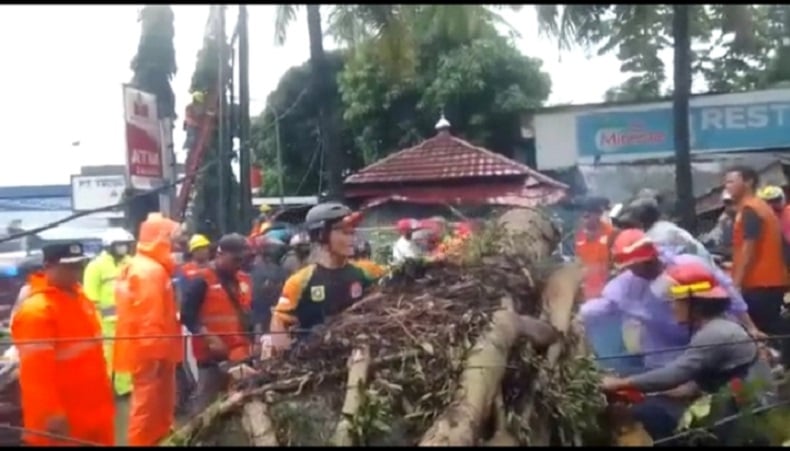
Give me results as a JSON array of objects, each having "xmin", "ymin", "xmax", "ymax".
[{"xmin": 576, "ymin": 100, "xmax": 790, "ymax": 160}]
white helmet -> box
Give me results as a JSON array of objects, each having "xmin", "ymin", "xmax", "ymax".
[{"xmin": 101, "ymin": 228, "xmax": 135, "ymax": 246}]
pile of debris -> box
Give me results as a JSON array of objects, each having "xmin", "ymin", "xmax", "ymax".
[{"xmin": 163, "ymin": 208, "xmax": 606, "ymax": 447}]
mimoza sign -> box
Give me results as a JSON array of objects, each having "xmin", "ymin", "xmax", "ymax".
[{"xmin": 575, "ymin": 93, "xmax": 790, "ymax": 161}]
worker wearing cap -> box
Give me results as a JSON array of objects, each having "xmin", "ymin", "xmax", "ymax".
[
  {"xmin": 601, "ymin": 261, "xmax": 775, "ymax": 442},
  {"xmin": 757, "ymin": 184, "xmax": 790, "ymax": 247},
  {"xmin": 13, "ymin": 242, "xmax": 115, "ymax": 446},
  {"xmin": 180, "ymin": 233, "xmax": 257, "ymax": 415},
  {"xmin": 575, "ymin": 196, "xmax": 616, "ymax": 300},
  {"xmin": 580, "ymin": 229, "xmax": 762, "ymax": 373},
  {"xmin": 113, "ymin": 213, "xmax": 183, "ymax": 446},
  {"xmin": 392, "ymin": 218, "xmax": 423, "ymax": 264},
  {"xmin": 270, "ymin": 203, "xmax": 381, "ymax": 351},
  {"xmin": 183, "ymin": 91, "xmax": 206, "ymax": 151},
  {"xmin": 83, "ymin": 228, "xmax": 135, "ymax": 401}
]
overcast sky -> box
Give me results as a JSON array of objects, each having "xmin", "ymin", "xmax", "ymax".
[{"xmin": 0, "ymin": 5, "xmax": 634, "ymax": 187}]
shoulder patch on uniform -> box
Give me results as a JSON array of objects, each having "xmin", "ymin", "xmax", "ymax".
[{"xmin": 310, "ymin": 285, "xmax": 326, "ymax": 302}]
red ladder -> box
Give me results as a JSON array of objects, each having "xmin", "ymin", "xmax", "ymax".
[{"xmin": 176, "ymin": 90, "xmax": 218, "ymax": 221}]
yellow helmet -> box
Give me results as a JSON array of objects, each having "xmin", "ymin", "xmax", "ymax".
[
  {"xmin": 188, "ymin": 234, "xmax": 211, "ymax": 252},
  {"xmin": 258, "ymin": 204, "xmax": 273, "ymax": 214},
  {"xmin": 192, "ymin": 91, "xmax": 205, "ymax": 104},
  {"xmin": 757, "ymin": 185, "xmax": 785, "ymax": 202}
]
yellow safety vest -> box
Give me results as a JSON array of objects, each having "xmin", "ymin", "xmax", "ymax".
[{"xmin": 83, "ymin": 251, "xmax": 132, "ymax": 396}]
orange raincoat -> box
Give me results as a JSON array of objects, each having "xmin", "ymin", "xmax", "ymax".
[
  {"xmin": 12, "ymin": 273, "xmax": 115, "ymax": 446},
  {"xmin": 114, "ymin": 213, "xmax": 183, "ymax": 446}
]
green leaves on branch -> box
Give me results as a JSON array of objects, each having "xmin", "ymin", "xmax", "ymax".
[{"xmin": 130, "ymin": 5, "xmax": 177, "ymax": 118}]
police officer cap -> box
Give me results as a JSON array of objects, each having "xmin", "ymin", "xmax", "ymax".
[{"xmin": 42, "ymin": 242, "xmax": 88, "ymax": 265}]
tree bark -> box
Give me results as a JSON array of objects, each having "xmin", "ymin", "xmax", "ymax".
[
  {"xmin": 306, "ymin": 5, "xmax": 343, "ymax": 200},
  {"xmin": 331, "ymin": 344, "xmax": 371, "ymax": 446}
]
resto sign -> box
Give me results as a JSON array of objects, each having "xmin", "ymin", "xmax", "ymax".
[
  {"xmin": 123, "ymin": 84, "xmax": 164, "ymax": 190},
  {"xmin": 576, "ymin": 95, "xmax": 790, "ymax": 161}
]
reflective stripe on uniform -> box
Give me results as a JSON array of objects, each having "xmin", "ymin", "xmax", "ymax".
[
  {"xmin": 17, "ymin": 337, "xmax": 101, "ymax": 361},
  {"xmin": 100, "ymin": 305, "xmax": 117, "ymax": 317}
]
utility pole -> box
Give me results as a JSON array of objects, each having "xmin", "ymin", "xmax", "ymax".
[
  {"xmin": 672, "ymin": 4, "xmax": 696, "ymax": 234},
  {"xmin": 238, "ymin": 4, "xmax": 252, "ymax": 229},
  {"xmin": 216, "ymin": 5, "xmax": 228, "ymax": 235},
  {"xmin": 274, "ymin": 109, "xmax": 285, "ymax": 207}
]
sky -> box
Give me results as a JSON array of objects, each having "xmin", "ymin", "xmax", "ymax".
[{"xmin": 0, "ymin": 5, "xmax": 636, "ymax": 187}]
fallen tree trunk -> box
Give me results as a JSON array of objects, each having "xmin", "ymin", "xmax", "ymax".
[{"xmin": 160, "ymin": 208, "xmax": 606, "ymax": 447}]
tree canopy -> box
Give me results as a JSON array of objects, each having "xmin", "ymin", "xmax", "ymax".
[
  {"xmin": 251, "ymin": 8, "xmax": 551, "ymax": 197},
  {"xmin": 537, "ymin": 5, "xmax": 790, "ymax": 101},
  {"xmin": 131, "ymin": 5, "xmax": 177, "ymax": 118}
]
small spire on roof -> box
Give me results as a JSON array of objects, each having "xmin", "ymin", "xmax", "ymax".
[{"xmin": 435, "ymin": 111, "xmax": 451, "ymax": 134}]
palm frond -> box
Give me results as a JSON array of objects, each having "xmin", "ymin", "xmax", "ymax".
[{"xmin": 274, "ymin": 4, "xmax": 298, "ymax": 46}]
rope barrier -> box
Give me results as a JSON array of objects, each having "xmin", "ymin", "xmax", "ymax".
[{"xmin": 0, "ymin": 422, "xmax": 103, "ymax": 446}]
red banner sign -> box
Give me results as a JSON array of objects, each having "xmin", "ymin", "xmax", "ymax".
[{"xmin": 123, "ymin": 84, "xmax": 164, "ymax": 190}]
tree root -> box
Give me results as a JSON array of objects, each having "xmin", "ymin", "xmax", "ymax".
[
  {"xmin": 240, "ymin": 399, "xmax": 278, "ymax": 446},
  {"xmin": 418, "ymin": 305, "xmax": 558, "ymax": 446},
  {"xmin": 331, "ymin": 343, "xmax": 372, "ymax": 446}
]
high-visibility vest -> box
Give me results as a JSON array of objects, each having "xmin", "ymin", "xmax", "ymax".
[
  {"xmin": 83, "ymin": 251, "xmax": 132, "ymax": 396},
  {"xmin": 733, "ymin": 196, "xmax": 788, "ymax": 289}
]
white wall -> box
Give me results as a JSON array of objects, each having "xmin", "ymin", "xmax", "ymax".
[{"xmin": 534, "ymin": 88, "xmax": 790, "ymax": 170}]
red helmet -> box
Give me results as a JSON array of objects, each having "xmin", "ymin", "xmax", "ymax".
[
  {"xmin": 665, "ymin": 261, "xmax": 728, "ymax": 300},
  {"xmin": 611, "ymin": 229, "xmax": 658, "ymax": 268},
  {"xmin": 396, "ymin": 218, "xmax": 419, "ymax": 235}
]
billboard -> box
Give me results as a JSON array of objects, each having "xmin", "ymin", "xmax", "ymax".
[
  {"xmin": 576, "ymin": 98, "xmax": 790, "ymax": 161},
  {"xmin": 70, "ymin": 174, "xmax": 126, "ymax": 214},
  {"xmin": 122, "ymin": 84, "xmax": 164, "ymax": 190}
]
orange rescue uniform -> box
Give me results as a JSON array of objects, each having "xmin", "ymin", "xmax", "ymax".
[
  {"xmin": 12, "ymin": 273, "xmax": 115, "ymax": 446},
  {"xmin": 114, "ymin": 213, "xmax": 183, "ymax": 446},
  {"xmin": 189, "ymin": 268, "xmax": 253, "ymax": 364},
  {"xmin": 733, "ymin": 196, "xmax": 788, "ymax": 289},
  {"xmin": 575, "ymin": 221, "xmax": 615, "ymax": 299}
]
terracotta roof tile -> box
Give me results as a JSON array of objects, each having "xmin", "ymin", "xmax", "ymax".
[{"xmin": 345, "ymin": 132, "xmax": 560, "ymax": 186}]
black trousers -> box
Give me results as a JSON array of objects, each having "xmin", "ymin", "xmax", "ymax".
[{"xmin": 743, "ymin": 287, "xmax": 790, "ymax": 366}]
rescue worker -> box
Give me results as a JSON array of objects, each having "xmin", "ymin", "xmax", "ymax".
[
  {"xmin": 282, "ymin": 231, "xmax": 312, "ymax": 275},
  {"xmin": 181, "ymin": 233, "xmax": 257, "ymax": 415},
  {"xmin": 625, "ymin": 194, "xmax": 713, "ymax": 265},
  {"xmin": 392, "ymin": 218, "xmax": 423, "ymax": 264},
  {"xmin": 249, "ymin": 235, "xmax": 289, "ymax": 332},
  {"xmin": 600, "ymin": 261, "xmax": 775, "ymax": 443},
  {"xmin": 183, "ymin": 91, "xmax": 206, "ymax": 150},
  {"xmin": 83, "ymin": 228, "xmax": 135, "ymax": 397},
  {"xmin": 757, "ymin": 184, "xmax": 790, "ymax": 246},
  {"xmin": 249, "ymin": 204, "xmax": 274, "ymax": 238},
  {"xmin": 270, "ymin": 202, "xmax": 381, "ymax": 351},
  {"xmin": 352, "ymin": 235, "xmax": 387, "ymax": 279},
  {"xmin": 725, "ymin": 166, "xmax": 790, "ymax": 365},
  {"xmin": 13, "ymin": 242, "xmax": 115, "ymax": 446},
  {"xmin": 580, "ymin": 229, "xmax": 763, "ymax": 373},
  {"xmin": 575, "ymin": 196, "xmax": 615, "ymax": 300},
  {"xmin": 113, "ymin": 213, "xmax": 183, "ymax": 446},
  {"xmin": 181, "ymin": 234, "xmax": 212, "ymax": 278}
]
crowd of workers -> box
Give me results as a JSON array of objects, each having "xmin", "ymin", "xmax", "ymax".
[
  {"xmin": 7, "ymin": 161, "xmax": 790, "ymax": 446},
  {"xmin": 5, "ymin": 199, "xmax": 476, "ymax": 446},
  {"xmin": 577, "ymin": 165, "xmax": 790, "ymax": 443}
]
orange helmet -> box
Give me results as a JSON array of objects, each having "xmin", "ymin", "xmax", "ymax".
[
  {"xmin": 611, "ymin": 229, "xmax": 658, "ymax": 268},
  {"xmin": 664, "ymin": 261, "xmax": 728, "ymax": 300}
]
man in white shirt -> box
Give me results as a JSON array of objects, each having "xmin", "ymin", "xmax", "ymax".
[{"xmin": 392, "ymin": 218, "xmax": 423, "ymax": 264}]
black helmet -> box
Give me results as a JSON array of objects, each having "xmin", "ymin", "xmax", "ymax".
[{"xmin": 304, "ymin": 202, "xmax": 354, "ymax": 231}]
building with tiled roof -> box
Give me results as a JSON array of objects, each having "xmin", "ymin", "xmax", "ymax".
[{"xmin": 344, "ymin": 116, "xmax": 568, "ymax": 209}]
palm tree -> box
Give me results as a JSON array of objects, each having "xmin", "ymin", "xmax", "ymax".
[{"xmin": 274, "ymin": 5, "xmax": 342, "ymax": 199}]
